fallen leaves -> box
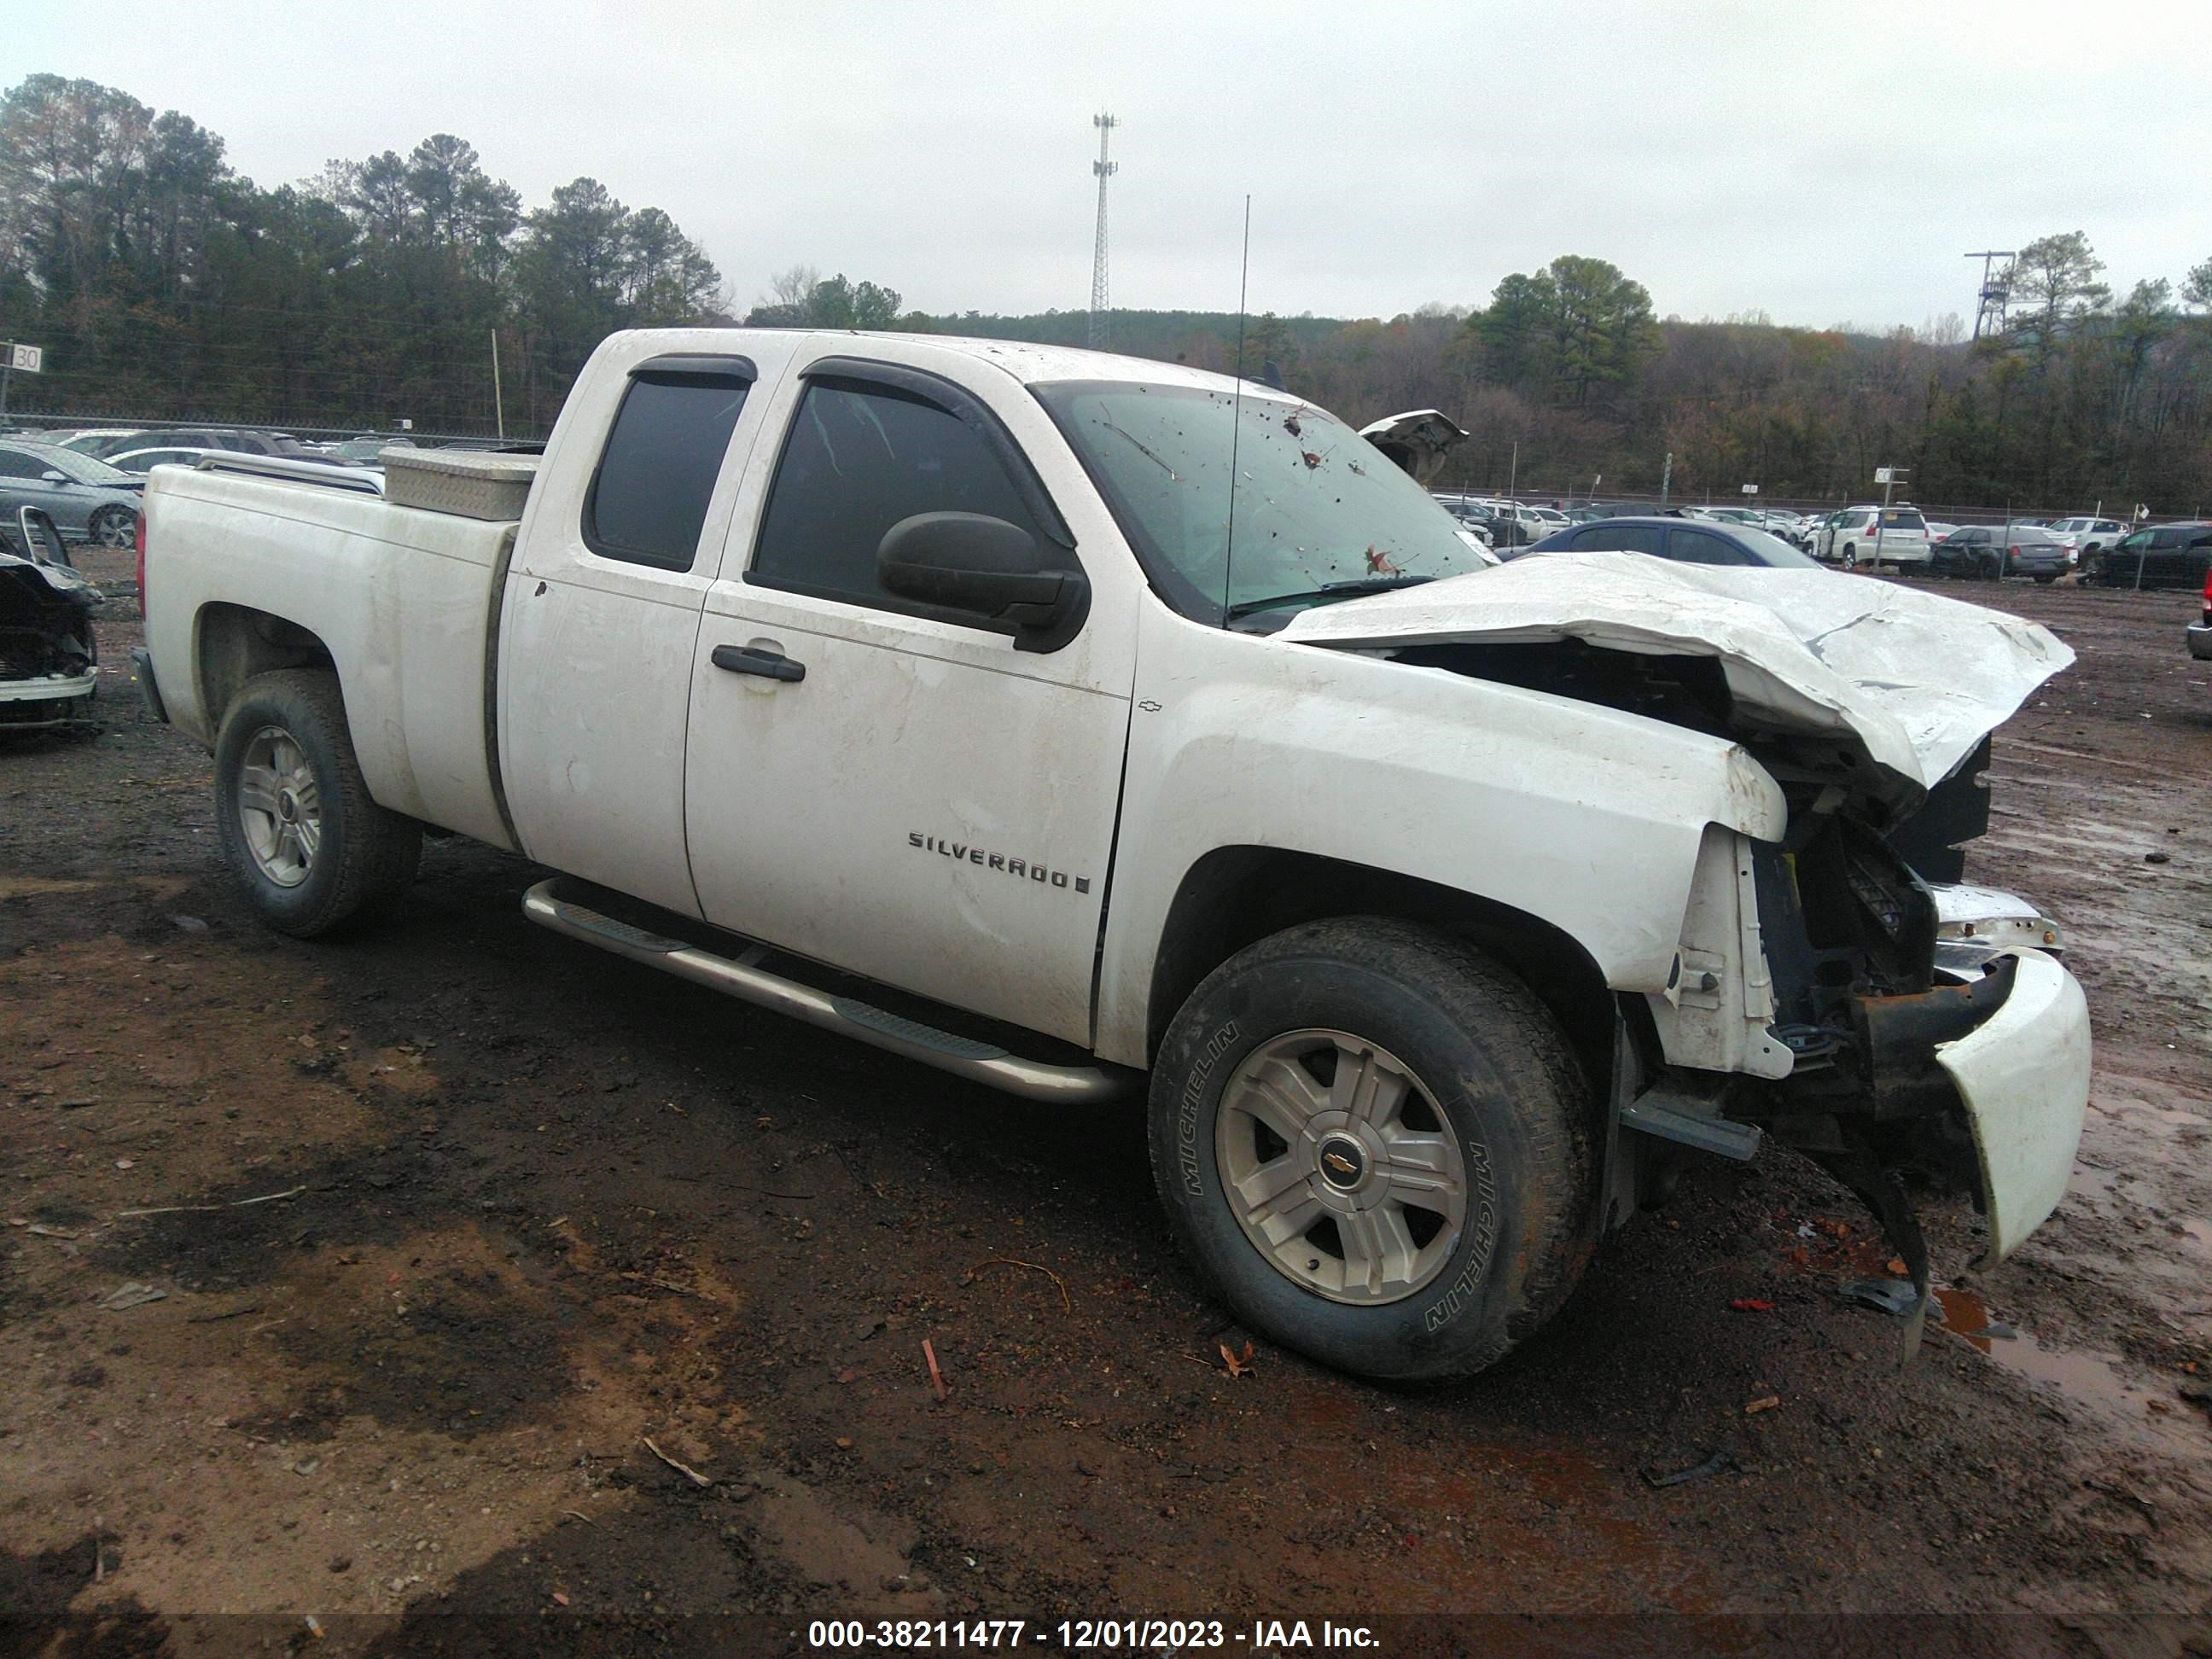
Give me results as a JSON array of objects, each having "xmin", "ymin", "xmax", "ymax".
[
  {"xmin": 1728, "ymin": 1298, "xmax": 1777, "ymax": 1313},
  {"xmin": 1218, "ymin": 1341, "xmax": 1255, "ymax": 1378},
  {"xmin": 1744, "ymin": 1394, "xmax": 1781, "ymax": 1416}
]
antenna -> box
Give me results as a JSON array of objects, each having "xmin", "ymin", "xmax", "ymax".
[
  {"xmin": 1087, "ymin": 114, "xmax": 1119, "ymax": 349},
  {"xmin": 1220, "ymin": 194, "xmax": 1252, "ymax": 627},
  {"xmin": 1965, "ymin": 250, "xmax": 2016, "ymax": 341}
]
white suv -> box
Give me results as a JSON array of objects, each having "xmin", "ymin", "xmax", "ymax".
[
  {"xmin": 1818, "ymin": 505, "xmax": 1933, "ymax": 570},
  {"xmin": 2045, "ymin": 517, "xmax": 2123, "ymax": 564}
]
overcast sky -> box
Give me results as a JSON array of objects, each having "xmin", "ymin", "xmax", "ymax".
[{"xmin": 12, "ymin": 0, "xmax": 2209, "ymax": 330}]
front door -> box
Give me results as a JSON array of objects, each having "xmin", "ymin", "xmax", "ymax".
[{"xmin": 683, "ymin": 352, "xmax": 1138, "ymax": 1045}]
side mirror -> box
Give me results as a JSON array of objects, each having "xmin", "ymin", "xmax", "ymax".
[
  {"xmin": 40, "ymin": 469, "xmax": 67, "ymax": 485},
  {"xmin": 878, "ymin": 512, "xmax": 1087, "ymax": 652}
]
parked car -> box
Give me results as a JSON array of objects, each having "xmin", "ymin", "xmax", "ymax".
[
  {"xmin": 1513, "ymin": 515, "xmax": 1821, "ymax": 568},
  {"xmin": 56, "ymin": 428, "xmax": 148, "ymax": 457},
  {"xmin": 0, "ymin": 439, "xmax": 145, "ymax": 547},
  {"xmin": 2085, "ymin": 521, "xmax": 2212, "ymax": 590},
  {"xmin": 0, "ymin": 506, "xmax": 104, "ymax": 730},
  {"xmin": 1816, "ymin": 505, "xmax": 1933, "ymax": 570},
  {"xmin": 1930, "ymin": 526, "xmax": 2069, "ymax": 583},
  {"xmin": 73, "ymin": 427, "xmax": 311, "ymax": 462},
  {"xmin": 2187, "ymin": 567, "xmax": 2211, "ymax": 664},
  {"xmin": 328, "ymin": 435, "xmax": 417, "ymax": 466},
  {"xmin": 2045, "ymin": 517, "xmax": 2123, "ymax": 562},
  {"xmin": 135, "ymin": 327, "xmax": 2090, "ymax": 1384},
  {"xmin": 105, "ymin": 445, "xmax": 231, "ymax": 475}
]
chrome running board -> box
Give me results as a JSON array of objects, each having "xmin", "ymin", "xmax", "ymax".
[{"xmin": 521, "ymin": 879, "xmax": 1129, "ymax": 1104}]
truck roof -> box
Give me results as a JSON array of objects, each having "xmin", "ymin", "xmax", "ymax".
[{"xmin": 619, "ymin": 327, "xmax": 1281, "ymax": 399}]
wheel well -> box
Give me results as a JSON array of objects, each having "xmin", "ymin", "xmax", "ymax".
[
  {"xmin": 197, "ymin": 603, "xmax": 335, "ymax": 731},
  {"xmin": 1146, "ymin": 847, "xmax": 1620, "ymax": 1091}
]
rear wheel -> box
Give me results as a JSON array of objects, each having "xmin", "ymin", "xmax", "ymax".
[
  {"xmin": 89, "ymin": 505, "xmax": 137, "ymax": 550},
  {"xmin": 213, "ymin": 669, "xmax": 421, "ymax": 937},
  {"xmin": 1841, "ymin": 544, "xmax": 1858, "ymax": 569},
  {"xmin": 1147, "ymin": 917, "xmax": 1597, "ymax": 1382}
]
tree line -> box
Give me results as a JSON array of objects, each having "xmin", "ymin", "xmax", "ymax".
[
  {"xmin": 3, "ymin": 73, "xmax": 2209, "ymax": 512},
  {"xmin": 0, "ymin": 74, "xmax": 724, "ymax": 434}
]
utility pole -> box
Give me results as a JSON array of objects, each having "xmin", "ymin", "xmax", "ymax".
[
  {"xmin": 1874, "ymin": 465, "xmax": 1907, "ymax": 568},
  {"xmin": 1660, "ymin": 451, "xmax": 1673, "ymax": 509},
  {"xmin": 491, "ymin": 329, "xmax": 505, "ymax": 439},
  {"xmin": 1087, "ymin": 114, "xmax": 1119, "ymax": 350}
]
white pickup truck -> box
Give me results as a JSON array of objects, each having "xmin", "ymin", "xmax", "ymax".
[{"xmin": 134, "ymin": 329, "xmax": 2089, "ymax": 1381}]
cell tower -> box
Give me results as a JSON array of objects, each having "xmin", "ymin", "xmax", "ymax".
[
  {"xmin": 1088, "ymin": 113, "xmax": 1119, "ymax": 350},
  {"xmin": 1966, "ymin": 250, "xmax": 2016, "ymax": 341}
]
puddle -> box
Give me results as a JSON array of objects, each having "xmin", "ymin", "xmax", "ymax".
[{"xmin": 1937, "ymin": 1284, "xmax": 2207, "ymax": 1458}]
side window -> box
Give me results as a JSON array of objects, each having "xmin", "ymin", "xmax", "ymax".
[
  {"xmin": 1571, "ymin": 525, "xmax": 1663, "ymax": 555},
  {"xmin": 0, "ymin": 450, "xmax": 37, "ymax": 480},
  {"xmin": 1667, "ymin": 528, "xmax": 1748, "ymax": 565},
  {"xmin": 749, "ymin": 379, "xmax": 1045, "ymax": 610},
  {"xmin": 2150, "ymin": 529, "xmax": 2186, "ymax": 550},
  {"xmin": 583, "ymin": 363, "xmax": 754, "ymax": 572}
]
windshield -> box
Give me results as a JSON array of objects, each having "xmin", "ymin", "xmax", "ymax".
[{"xmin": 1033, "ymin": 380, "xmax": 1487, "ymax": 623}]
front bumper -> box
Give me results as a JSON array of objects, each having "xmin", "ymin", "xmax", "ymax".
[
  {"xmin": 2187, "ymin": 622, "xmax": 2212, "ymax": 661},
  {"xmin": 0, "ymin": 669, "xmax": 96, "ymax": 727},
  {"xmin": 1934, "ymin": 947, "xmax": 2090, "ymax": 1259}
]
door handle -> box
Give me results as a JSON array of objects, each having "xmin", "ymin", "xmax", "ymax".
[{"xmin": 712, "ymin": 643, "xmax": 805, "ymax": 683}]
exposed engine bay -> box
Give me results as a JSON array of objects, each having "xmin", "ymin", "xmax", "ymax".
[{"xmin": 1, "ymin": 510, "xmax": 104, "ymax": 729}]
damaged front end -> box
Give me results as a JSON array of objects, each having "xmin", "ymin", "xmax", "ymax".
[
  {"xmin": 1646, "ymin": 806, "xmax": 2087, "ymax": 1336},
  {"xmin": 1279, "ymin": 552, "xmax": 2093, "ymax": 1318},
  {"xmin": 1, "ymin": 509, "xmax": 104, "ymax": 730}
]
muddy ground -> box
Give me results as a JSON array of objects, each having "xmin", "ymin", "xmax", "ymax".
[{"xmin": 2, "ymin": 560, "xmax": 2209, "ymax": 1654}]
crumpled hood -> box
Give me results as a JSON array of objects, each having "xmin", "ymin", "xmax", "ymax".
[{"xmin": 1280, "ymin": 551, "xmax": 2072, "ymax": 800}]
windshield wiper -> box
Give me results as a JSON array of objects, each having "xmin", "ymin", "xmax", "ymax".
[{"xmin": 1224, "ymin": 573, "xmax": 1437, "ymax": 620}]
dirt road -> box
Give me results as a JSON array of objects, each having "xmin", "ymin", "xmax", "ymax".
[{"xmin": 3, "ymin": 563, "xmax": 2209, "ymax": 1651}]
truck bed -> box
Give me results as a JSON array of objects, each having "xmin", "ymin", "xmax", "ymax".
[{"xmin": 141, "ymin": 463, "xmax": 520, "ymax": 850}]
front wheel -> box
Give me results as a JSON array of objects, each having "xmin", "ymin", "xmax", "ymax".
[
  {"xmin": 213, "ymin": 669, "xmax": 421, "ymax": 937},
  {"xmin": 1147, "ymin": 917, "xmax": 1597, "ymax": 1383},
  {"xmin": 1841, "ymin": 545, "xmax": 1858, "ymax": 569}
]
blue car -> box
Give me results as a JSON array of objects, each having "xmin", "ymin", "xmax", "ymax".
[{"xmin": 1513, "ymin": 515, "xmax": 1823, "ymax": 568}]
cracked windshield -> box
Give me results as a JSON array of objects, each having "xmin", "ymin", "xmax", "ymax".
[{"xmin": 1039, "ymin": 381, "xmax": 1489, "ymax": 623}]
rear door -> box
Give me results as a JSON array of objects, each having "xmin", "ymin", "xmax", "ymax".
[
  {"xmin": 682, "ymin": 350, "xmax": 1141, "ymax": 1045},
  {"xmin": 2141, "ymin": 527, "xmax": 2188, "ymax": 586},
  {"xmin": 499, "ymin": 346, "xmax": 784, "ymax": 918}
]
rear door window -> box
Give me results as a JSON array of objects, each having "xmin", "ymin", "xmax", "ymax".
[
  {"xmin": 583, "ymin": 360, "xmax": 754, "ymax": 572},
  {"xmin": 1569, "ymin": 525, "xmax": 1664, "ymax": 555},
  {"xmin": 1666, "ymin": 528, "xmax": 1750, "ymax": 565}
]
